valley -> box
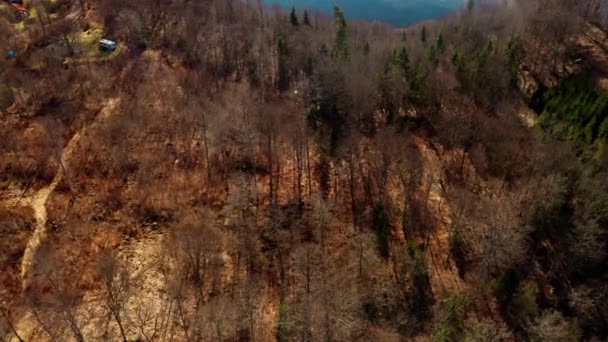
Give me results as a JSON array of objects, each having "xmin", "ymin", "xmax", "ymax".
[{"xmin": 1, "ymin": 0, "xmax": 607, "ymax": 341}]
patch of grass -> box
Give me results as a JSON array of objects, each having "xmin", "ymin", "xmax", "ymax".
[
  {"xmin": 77, "ymin": 27, "xmax": 104, "ymax": 45},
  {"xmin": 15, "ymin": 21, "xmax": 25, "ymax": 31},
  {"xmin": 73, "ymin": 28, "xmax": 125, "ymax": 63},
  {"xmin": 27, "ymin": 6, "xmax": 37, "ymax": 19}
]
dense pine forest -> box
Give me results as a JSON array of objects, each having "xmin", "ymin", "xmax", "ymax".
[{"xmin": 0, "ymin": 0, "xmax": 607, "ymax": 341}]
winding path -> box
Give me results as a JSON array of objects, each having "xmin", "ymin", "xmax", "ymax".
[
  {"xmin": 19, "ymin": 167, "xmax": 63, "ymax": 290},
  {"xmin": 19, "ymin": 99, "xmax": 119, "ymax": 291}
]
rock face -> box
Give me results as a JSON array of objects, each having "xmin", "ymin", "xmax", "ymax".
[
  {"xmin": 578, "ymin": 23, "xmax": 608, "ymax": 89},
  {"xmin": 518, "ymin": 70, "xmax": 539, "ymax": 101},
  {"xmin": 517, "ymin": 22, "xmax": 608, "ymax": 101},
  {"xmin": 519, "ymin": 108, "xmax": 538, "ymax": 128}
]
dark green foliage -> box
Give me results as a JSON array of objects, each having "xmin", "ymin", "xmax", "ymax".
[
  {"xmin": 377, "ymin": 48, "xmax": 425, "ymax": 123},
  {"xmin": 507, "ymin": 35, "xmax": 523, "ymax": 85},
  {"xmin": 247, "ymin": 57, "xmax": 260, "ymax": 87},
  {"xmin": 599, "ymin": 117, "xmax": 608, "ymax": 140},
  {"xmin": 398, "ymin": 46, "xmax": 410, "ymax": 73},
  {"xmin": 436, "ymin": 31, "xmax": 445, "ymax": 52},
  {"xmin": 307, "ymin": 69, "xmax": 347, "ymax": 154},
  {"xmin": 591, "ymin": 192, "xmax": 608, "ymax": 226},
  {"xmin": 381, "ymin": 47, "xmax": 427, "ymax": 107},
  {"xmin": 363, "ymin": 42, "xmax": 370, "ymax": 55},
  {"xmin": 535, "ymin": 76, "xmax": 608, "ymax": 144},
  {"xmin": 332, "ymin": 6, "xmax": 350, "ymax": 62},
  {"xmin": 304, "ymin": 56, "xmax": 314, "ymax": 77},
  {"xmin": 404, "ymin": 244, "xmax": 433, "ymax": 323},
  {"xmin": 476, "ymin": 41, "xmax": 492, "ymax": 67},
  {"xmin": 451, "ymin": 51, "xmax": 463, "ymax": 68},
  {"xmin": 431, "ymin": 295, "xmax": 469, "ymax": 342},
  {"xmin": 290, "ymin": 7, "xmax": 299, "ymax": 27},
  {"xmin": 373, "ymin": 202, "xmax": 390, "ymax": 259},
  {"xmin": 303, "ymin": 9, "xmax": 311, "ymax": 26},
  {"xmin": 451, "ymin": 41, "xmax": 510, "ymax": 109},
  {"xmin": 428, "ymin": 45, "xmax": 439, "ymax": 66},
  {"xmin": 277, "ymin": 36, "xmax": 290, "ymax": 92},
  {"xmin": 492, "ymin": 269, "xmax": 521, "ymax": 307},
  {"xmin": 278, "ymin": 37, "xmax": 289, "ymax": 56},
  {"xmin": 408, "ymin": 63, "xmax": 428, "ymax": 106},
  {"xmin": 384, "ymin": 48, "xmax": 409, "ymax": 74},
  {"xmin": 421, "ymin": 25, "xmax": 427, "ymax": 44},
  {"xmin": 378, "ymin": 56, "xmax": 403, "ymax": 123},
  {"xmin": 467, "ymin": 0, "xmax": 475, "ymax": 12},
  {"xmin": 511, "ymin": 281, "xmax": 540, "ymax": 319}
]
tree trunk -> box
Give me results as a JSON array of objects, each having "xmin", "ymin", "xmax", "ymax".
[
  {"xmin": 201, "ymin": 111, "xmax": 211, "ymax": 193},
  {"xmin": 1, "ymin": 307, "xmax": 24, "ymax": 342},
  {"xmin": 268, "ymin": 133, "xmax": 274, "ymax": 205},
  {"xmin": 348, "ymin": 158, "xmax": 357, "ymax": 231},
  {"xmin": 111, "ymin": 310, "xmax": 128, "ymax": 342},
  {"xmin": 459, "ymin": 146, "xmax": 468, "ymax": 179},
  {"xmin": 305, "ymin": 131, "xmax": 312, "ymax": 197}
]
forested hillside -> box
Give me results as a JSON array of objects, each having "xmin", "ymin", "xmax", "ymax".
[{"xmin": 0, "ymin": 0, "xmax": 607, "ymax": 341}]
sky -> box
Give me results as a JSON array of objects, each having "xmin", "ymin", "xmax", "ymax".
[{"xmin": 266, "ymin": 0, "xmax": 466, "ymax": 26}]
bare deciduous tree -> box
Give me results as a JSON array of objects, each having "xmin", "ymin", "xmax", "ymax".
[
  {"xmin": 474, "ymin": 196, "xmax": 529, "ymax": 280},
  {"xmin": 98, "ymin": 252, "xmax": 131, "ymax": 342},
  {"xmin": 529, "ymin": 310, "xmax": 582, "ymax": 342}
]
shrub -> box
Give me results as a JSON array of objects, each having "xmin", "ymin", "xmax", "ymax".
[
  {"xmin": 431, "ymin": 294, "xmax": 469, "ymax": 342},
  {"xmin": 492, "ymin": 269, "xmax": 521, "ymax": 306},
  {"xmin": 512, "ymin": 281, "xmax": 540, "ymax": 319},
  {"xmin": 0, "ymin": 206, "xmax": 34, "ymax": 234},
  {"xmin": 0, "ymin": 83, "xmax": 14, "ymax": 112},
  {"xmin": 463, "ymin": 319, "xmax": 513, "ymax": 341},
  {"xmin": 529, "ymin": 310, "xmax": 582, "ymax": 342}
]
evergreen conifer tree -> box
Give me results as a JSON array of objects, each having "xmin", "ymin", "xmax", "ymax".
[
  {"xmin": 290, "ymin": 7, "xmax": 299, "ymax": 27},
  {"xmin": 332, "ymin": 6, "xmax": 350, "ymax": 62},
  {"xmin": 421, "ymin": 25, "xmax": 427, "ymax": 44},
  {"xmin": 303, "ymin": 9, "xmax": 311, "ymax": 26}
]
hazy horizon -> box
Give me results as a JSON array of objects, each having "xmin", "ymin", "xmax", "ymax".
[{"xmin": 265, "ymin": 0, "xmax": 466, "ymax": 26}]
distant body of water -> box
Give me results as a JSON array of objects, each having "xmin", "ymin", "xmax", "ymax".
[{"xmin": 266, "ymin": 0, "xmax": 466, "ymax": 27}]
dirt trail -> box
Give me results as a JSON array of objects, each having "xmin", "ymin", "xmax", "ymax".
[
  {"xmin": 19, "ymin": 99, "xmax": 119, "ymax": 291},
  {"xmin": 19, "ymin": 168, "xmax": 63, "ymax": 288}
]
